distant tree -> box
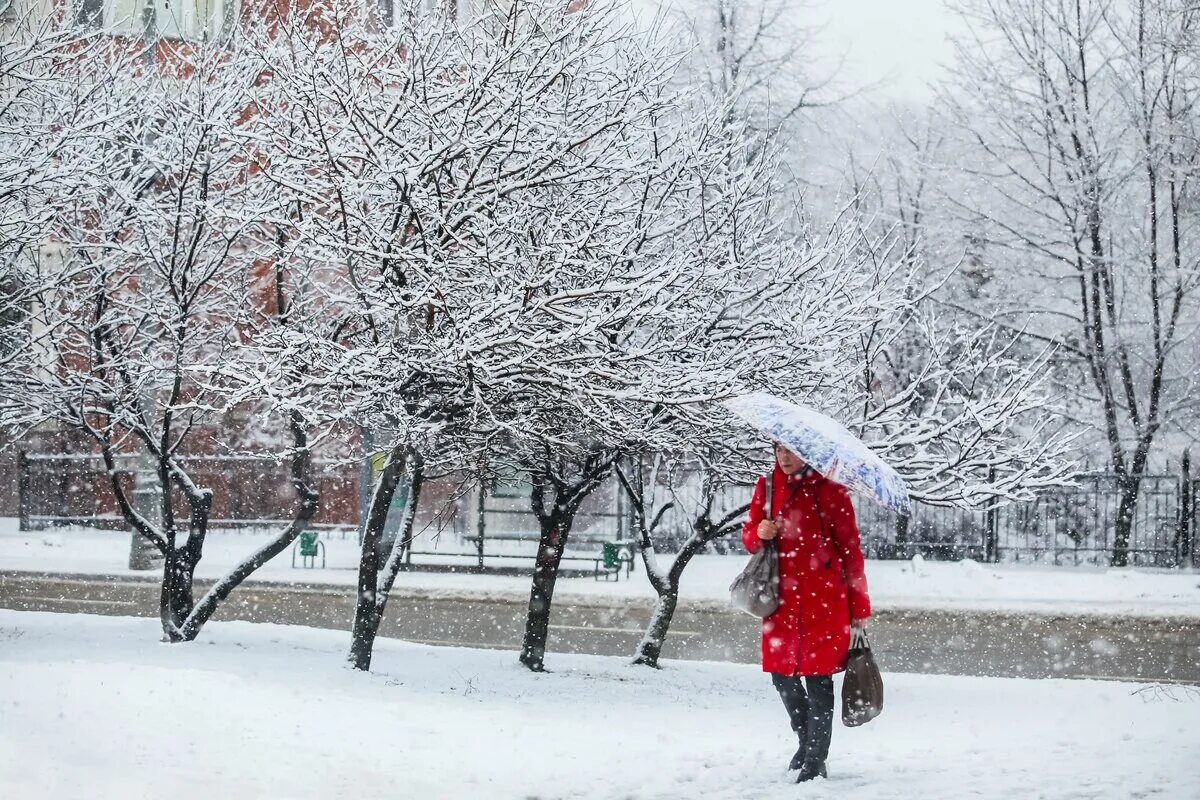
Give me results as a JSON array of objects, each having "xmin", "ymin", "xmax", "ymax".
[
  {"xmin": 941, "ymin": 0, "xmax": 1200, "ymax": 564},
  {"xmin": 673, "ymin": 0, "xmax": 850, "ymax": 167}
]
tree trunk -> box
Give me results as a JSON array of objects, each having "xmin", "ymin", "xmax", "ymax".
[
  {"xmin": 159, "ymin": 550, "xmax": 196, "ymax": 642},
  {"xmin": 519, "ymin": 450, "xmax": 612, "ymax": 672},
  {"xmin": 349, "ymin": 569, "xmax": 385, "ymax": 671},
  {"xmin": 349, "ymin": 599, "xmax": 384, "ymax": 672},
  {"xmin": 178, "ymin": 490, "xmax": 319, "ymax": 642},
  {"xmin": 372, "ymin": 456, "xmax": 426, "ymax": 633},
  {"xmin": 632, "ymin": 588, "xmax": 678, "ymax": 668},
  {"xmin": 519, "ymin": 520, "xmax": 567, "ymax": 672},
  {"xmin": 626, "ymin": 489, "xmax": 747, "ymax": 669},
  {"xmin": 1111, "ymin": 475, "xmax": 1142, "ymax": 567},
  {"xmin": 349, "ymin": 445, "xmax": 408, "ymax": 671},
  {"xmin": 173, "ymin": 412, "xmax": 319, "ymax": 641},
  {"xmin": 631, "ymin": 520, "xmax": 731, "ymax": 668}
]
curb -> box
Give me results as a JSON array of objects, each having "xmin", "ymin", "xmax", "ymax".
[{"xmin": 3, "ymin": 569, "xmax": 1198, "ymax": 624}]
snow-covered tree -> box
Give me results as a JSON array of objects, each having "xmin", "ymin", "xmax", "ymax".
[
  {"xmin": 939, "ymin": 0, "xmax": 1200, "ymax": 564},
  {"xmin": 614, "ymin": 451, "xmax": 751, "ymax": 667},
  {"xmin": 667, "ymin": 0, "xmax": 851, "ymax": 186},
  {"xmin": 846, "ymin": 242, "xmax": 1079, "ymax": 509},
  {"xmin": 0, "ymin": 31, "xmax": 326, "ymax": 642},
  {"xmin": 607, "ymin": 199, "xmax": 1077, "ymax": 663},
  {"xmin": 249, "ymin": 0, "xmax": 753, "ymax": 671},
  {"xmin": 0, "ymin": 16, "xmax": 80, "ymax": 283}
]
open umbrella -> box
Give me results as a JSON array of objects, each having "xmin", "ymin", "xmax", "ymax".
[{"xmin": 723, "ymin": 391, "xmax": 912, "ymax": 514}]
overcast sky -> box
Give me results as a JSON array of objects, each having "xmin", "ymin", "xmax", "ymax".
[
  {"xmin": 810, "ymin": 0, "xmax": 959, "ymax": 102},
  {"xmin": 634, "ymin": 0, "xmax": 963, "ymax": 104}
]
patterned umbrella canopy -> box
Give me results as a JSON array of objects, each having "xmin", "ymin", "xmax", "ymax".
[{"xmin": 723, "ymin": 392, "xmax": 912, "ymax": 514}]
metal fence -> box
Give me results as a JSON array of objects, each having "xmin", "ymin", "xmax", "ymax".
[
  {"xmin": 647, "ymin": 468, "xmax": 1198, "ymax": 568},
  {"xmin": 14, "ymin": 450, "xmax": 1200, "ymax": 569},
  {"xmin": 401, "ymin": 474, "xmax": 634, "ymax": 568},
  {"xmin": 17, "ymin": 451, "xmax": 360, "ymax": 534},
  {"xmin": 853, "ymin": 473, "xmax": 1199, "ymax": 568}
]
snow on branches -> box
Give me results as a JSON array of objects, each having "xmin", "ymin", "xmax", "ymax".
[{"xmin": 0, "ymin": 29, "xmax": 321, "ymax": 641}]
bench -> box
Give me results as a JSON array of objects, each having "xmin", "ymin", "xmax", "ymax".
[{"xmin": 402, "ymin": 536, "xmax": 637, "ymax": 580}]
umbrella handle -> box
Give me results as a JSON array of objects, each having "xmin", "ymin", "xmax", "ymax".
[{"xmin": 764, "ymin": 472, "xmax": 773, "ymax": 520}]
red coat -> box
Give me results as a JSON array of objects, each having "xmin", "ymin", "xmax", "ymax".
[{"xmin": 742, "ymin": 466, "xmax": 871, "ymax": 676}]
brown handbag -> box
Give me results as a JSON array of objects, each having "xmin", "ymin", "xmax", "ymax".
[{"xmin": 841, "ymin": 628, "xmax": 884, "ymax": 726}]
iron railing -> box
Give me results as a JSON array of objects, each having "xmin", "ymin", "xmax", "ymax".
[
  {"xmin": 17, "ymin": 451, "xmax": 359, "ymax": 534},
  {"xmin": 852, "ymin": 472, "xmax": 1197, "ymax": 568},
  {"xmin": 15, "ymin": 450, "xmax": 1200, "ymax": 568}
]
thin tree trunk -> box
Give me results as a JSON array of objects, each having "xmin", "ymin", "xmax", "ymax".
[
  {"xmin": 633, "ymin": 523, "xmax": 743, "ymax": 668},
  {"xmin": 178, "ymin": 414, "xmax": 320, "ymax": 641},
  {"xmin": 518, "ymin": 451, "xmax": 612, "ymax": 672},
  {"xmin": 632, "ymin": 589, "xmax": 677, "ymax": 667},
  {"xmin": 350, "ymin": 445, "xmax": 408, "ymax": 671},
  {"xmin": 177, "ymin": 500, "xmax": 317, "ymax": 640},
  {"xmin": 624, "ymin": 479, "xmax": 746, "ymax": 669},
  {"xmin": 373, "ymin": 455, "xmax": 426, "ymax": 630},
  {"xmin": 1111, "ymin": 475, "xmax": 1142, "ymax": 567},
  {"xmin": 519, "ymin": 518, "xmax": 567, "ymax": 672}
]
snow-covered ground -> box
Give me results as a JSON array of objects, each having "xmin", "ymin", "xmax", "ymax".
[
  {"xmin": 2, "ymin": 609, "xmax": 1197, "ymax": 800},
  {"xmin": 3, "ymin": 520, "xmax": 1199, "ymax": 618}
]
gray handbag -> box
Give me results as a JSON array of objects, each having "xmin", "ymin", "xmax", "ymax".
[{"xmin": 729, "ymin": 477, "xmax": 780, "ymax": 617}]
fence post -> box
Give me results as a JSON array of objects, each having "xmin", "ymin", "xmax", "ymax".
[
  {"xmin": 894, "ymin": 513, "xmax": 909, "ymax": 559},
  {"xmin": 17, "ymin": 450, "xmax": 30, "ymax": 532},
  {"xmin": 1178, "ymin": 450, "xmax": 1193, "ymax": 568},
  {"xmin": 475, "ymin": 483, "xmax": 487, "ymax": 570},
  {"xmin": 984, "ymin": 503, "xmax": 999, "ymax": 563},
  {"xmin": 985, "ymin": 466, "xmax": 999, "ymax": 563}
]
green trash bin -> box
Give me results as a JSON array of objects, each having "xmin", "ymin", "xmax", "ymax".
[
  {"xmin": 602, "ymin": 542, "xmax": 623, "ymax": 571},
  {"xmin": 299, "ymin": 531, "xmax": 320, "ymax": 557},
  {"xmin": 293, "ymin": 531, "xmax": 325, "ymax": 568},
  {"xmin": 596, "ymin": 541, "xmax": 631, "ymax": 581}
]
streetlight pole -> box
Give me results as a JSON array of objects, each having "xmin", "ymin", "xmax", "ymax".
[
  {"xmin": 128, "ymin": 456, "xmax": 162, "ymax": 570},
  {"xmin": 128, "ymin": 4, "xmax": 164, "ymax": 572}
]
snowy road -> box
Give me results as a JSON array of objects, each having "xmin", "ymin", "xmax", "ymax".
[{"xmin": 2, "ymin": 570, "xmax": 1198, "ymax": 684}]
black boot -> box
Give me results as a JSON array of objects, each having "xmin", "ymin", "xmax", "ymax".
[
  {"xmin": 794, "ymin": 761, "xmax": 828, "ymax": 782},
  {"xmin": 771, "ymin": 674, "xmax": 810, "ymax": 773},
  {"xmin": 795, "ymin": 675, "xmax": 834, "ymax": 780},
  {"xmin": 787, "ymin": 743, "xmax": 807, "ymax": 771}
]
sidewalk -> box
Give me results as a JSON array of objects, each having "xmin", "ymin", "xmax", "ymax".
[{"xmin": 3, "ymin": 520, "xmax": 1199, "ymax": 619}]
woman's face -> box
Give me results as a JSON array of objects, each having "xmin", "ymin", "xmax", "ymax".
[{"xmin": 774, "ymin": 443, "xmax": 806, "ymax": 475}]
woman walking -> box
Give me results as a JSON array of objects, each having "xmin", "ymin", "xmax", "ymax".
[{"xmin": 742, "ymin": 442, "xmax": 871, "ymax": 782}]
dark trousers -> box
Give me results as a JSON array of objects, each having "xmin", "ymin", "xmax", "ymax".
[{"xmin": 771, "ymin": 673, "xmax": 835, "ymax": 766}]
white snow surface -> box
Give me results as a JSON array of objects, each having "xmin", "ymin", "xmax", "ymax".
[
  {"xmin": 1, "ymin": 610, "xmax": 1197, "ymax": 800},
  {"xmin": 2, "ymin": 520, "xmax": 1199, "ymax": 618}
]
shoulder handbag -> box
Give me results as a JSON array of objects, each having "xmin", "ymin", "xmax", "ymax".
[{"xmin": 729, "ymin": 475, "xmax": 780, "ymax": 617}]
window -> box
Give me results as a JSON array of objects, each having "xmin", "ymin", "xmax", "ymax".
[
  {"xmin": 73, "ymin": 0, "xmax": 106, "ymax": 27},
  {"xmin": 103, "ymin": 0, "xmax": 148, "ymax": 34},
  {"xmin": 380, "ymin": 0, "xmax": 481, "ymax": 29},
  {"xmin": 73, "ymin": 0, "xmax": 235, "ymax": 40},
  {"xmin": 151, "ymin": 0, "xmax": 235, "ymax": 40}
]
